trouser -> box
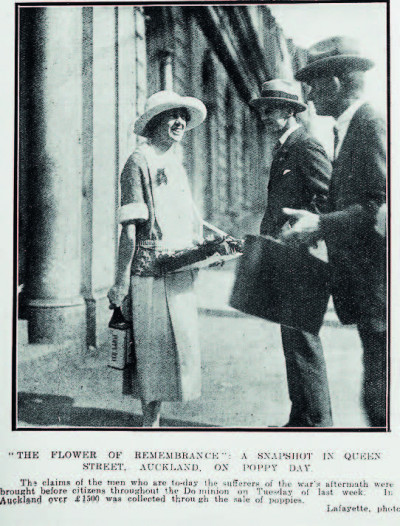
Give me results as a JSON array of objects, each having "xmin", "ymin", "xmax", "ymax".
[
  {"xmin": 357, "ymin": 324, "xmax": 387, "ymax": 427},
  {"xmin": 281, "ymin": 326, "xmax": 333, "ymax": 427}
]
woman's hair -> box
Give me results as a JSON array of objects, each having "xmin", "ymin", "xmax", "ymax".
[{"xmin": 144, "ymin": 107, "xmax": 191, "ymax": 138}]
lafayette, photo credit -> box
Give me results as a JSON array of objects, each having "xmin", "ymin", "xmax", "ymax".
[{"xmin": 15, "ymin": 2, "xmax": 388, "ymax": 430}]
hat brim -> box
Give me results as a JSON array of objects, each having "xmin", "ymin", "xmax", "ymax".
[
  {"xmin": 134, "ymin": 97, "xmax": 207, "ymax": 137},
  {"xmin": 249, "ymin": 97, "xmax": 307, "ymax": 113},
  {"xmin": 295, "ymin": 55, "xmax": 374, "ymax": 82}
]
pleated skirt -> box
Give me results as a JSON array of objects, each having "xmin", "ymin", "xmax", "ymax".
[{"xmin": 123, "ymin": 271, "xmax": 201, "ymax": 404}]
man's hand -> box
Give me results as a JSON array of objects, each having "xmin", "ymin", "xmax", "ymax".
[
  {"xmin": 281, "ymin": 208, "xmax": 321, "ymax": 245},
  {"xmin": 375, "ymin": 203, "xmax": 386, "ymax": 237}
]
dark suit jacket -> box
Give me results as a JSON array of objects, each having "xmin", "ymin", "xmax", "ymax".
[
  {"xmin": 260, "ymin": 126, "xmax": 331, "ymax": 238},
  {"xmin": 319, "ymin": 103, "xmax": 386, "ymax": 327}
]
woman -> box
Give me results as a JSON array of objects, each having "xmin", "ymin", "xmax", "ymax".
[{"xmin": 108, "ymin": 90, "xmax": 207, "ymax": 427}]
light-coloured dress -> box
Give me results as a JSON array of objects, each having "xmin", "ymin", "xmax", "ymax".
[{"xmin": 118, "ymin": 143, "xmax": 202, "ymax": 404}]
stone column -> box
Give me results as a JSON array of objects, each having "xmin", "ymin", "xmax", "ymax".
[
  {"xmin": 78, "ymin": 6, "xmax": 147, "ymax": 350},
  {"xmin": 20, "ymin": 7, "xmax": 85, "ymax": 343}
]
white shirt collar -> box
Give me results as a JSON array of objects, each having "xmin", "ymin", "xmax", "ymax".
[
  {"xmin": 335, "ymin": 99, "xmax": 365, "ymax": 131},
  {"xmin": 333, "ymin": 99, "xmax": 365, "ymax": 159},
  {"xmin": 279, "ymin": 122, "xmax": 301, "ymax": 146}
]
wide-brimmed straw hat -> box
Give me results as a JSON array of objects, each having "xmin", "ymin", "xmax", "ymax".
[
  {"xmin": 295, "ymin": 36, "xmax": 375, "ymax": 82},
  {"xmin": 249, "ymin": 79, "xmax": 307, "ymax": 113},
  {"xmin": 134, "ymin": 90, "xmax": 207, "ymax": 137}
]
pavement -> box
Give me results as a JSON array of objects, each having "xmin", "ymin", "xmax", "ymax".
[{"xmin": 17, "ymin": 264, "xmax": 367, "ymax": 429}]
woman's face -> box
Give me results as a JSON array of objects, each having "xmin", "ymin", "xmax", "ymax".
[{"xmin": 152, "ymin": 108, "xmax": 190, "ymax": 145}]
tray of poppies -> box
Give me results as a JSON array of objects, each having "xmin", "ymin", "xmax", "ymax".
[{"xmin": 157, "ymin": 235, "xmax": 244, "ymax": 273}]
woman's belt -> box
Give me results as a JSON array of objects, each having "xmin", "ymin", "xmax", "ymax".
[
  {"xmin": 131, "ymin": 245, "xmax": 160, "ymax": 277},
  {"xmin": 137, "ymin": 240, "xmax": 162, "ymax": 248},
  {"xmin": 132, "ymin": 241, "xmax": 177, "ymax": 277}
]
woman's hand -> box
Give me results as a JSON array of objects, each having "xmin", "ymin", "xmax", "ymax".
[{"xmin": 107, "ymin": 282, "xmax": 129, "ymax": 308}]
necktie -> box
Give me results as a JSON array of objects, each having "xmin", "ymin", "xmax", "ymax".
[{"xmin": 333, "ymin": 126, "xmax": 340, "ymax": 160}]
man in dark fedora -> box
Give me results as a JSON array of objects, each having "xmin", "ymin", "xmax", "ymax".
[
  {"xmin": 282, "ymin": 37, "xmax": 387, "ymax": 427},
  {"xmin": 250, "ymin": 79, "xmax": 333, "ymax": 427}
]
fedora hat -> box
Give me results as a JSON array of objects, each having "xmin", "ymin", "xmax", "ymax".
[
  {"xmin": 249, "ymin": 79, "xmax": 307, "ymax": 113},
  {"xmin": 134, "ymin": 90, "xmax": 207, "ymax": 137},
  {"xmin": 295, "ymin": 36, "xmax": 374, "ymax": 82}
]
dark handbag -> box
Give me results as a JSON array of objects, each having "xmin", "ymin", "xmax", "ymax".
[{"xmin": 229, "ymin": 235, "xmax": 331, "ymax": 334}]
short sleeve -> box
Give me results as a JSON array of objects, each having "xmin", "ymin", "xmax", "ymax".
[{"xmin": 118, "ymin": 153, "xmax": 149, "ymax": 224}]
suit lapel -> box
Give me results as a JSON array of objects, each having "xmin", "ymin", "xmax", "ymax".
[
  {"xmin": 269, "ymin": 127, "xmax": 305, "ymax": 187},
  {"xmin": 336, "ymin": 103, "xmax": 367, "ymax": 164},
  {"xmin": 330, "ymin": 103, "xmax": 368, "ymax": 202},
  {"xmin": 280, "ymin": 126, "xmax": 306, "ymax": 152}
]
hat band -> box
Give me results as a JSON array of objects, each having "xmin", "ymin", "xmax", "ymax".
[
  {"xmin": 308, "ymin": 49, "xmax": 352, "ymax": 64},
  {"xmin": 260, "ymin": 90, "xmax": 299, "ymax": 101}
]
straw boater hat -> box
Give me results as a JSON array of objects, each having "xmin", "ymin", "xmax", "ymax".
[
  {"xmin": 295, "ymin": 36, "xmax": 375, "ymax": 82},
  {"xmin": 134, "ymin": 90, "xmax": 207, "ymax": 137},
  {"xmin": 249, "ymin": 79, "xmax": 307, "ymax": 113}
]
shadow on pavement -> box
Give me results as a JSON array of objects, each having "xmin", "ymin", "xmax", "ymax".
[{"xmin": 17, "ymin": 392, "xmax": 217, "ymax": 428}]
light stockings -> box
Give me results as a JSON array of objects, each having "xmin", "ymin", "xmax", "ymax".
[{"xmin": 141, "ymin": 400, "xmax": 162, "ymax": 427}]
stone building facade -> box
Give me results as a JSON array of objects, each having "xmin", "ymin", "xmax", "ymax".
[{"xmin": 18, "ymin": 5, "xmax": 299, "ymax": 349}]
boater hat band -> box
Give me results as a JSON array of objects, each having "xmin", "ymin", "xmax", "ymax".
[
  {"xmin": 260, "ymin": 90, "xmax": 299, "ymax": 101},
  {"xmin": 249, "ymin": 79, "xmax": 307, "ymax": 113}
]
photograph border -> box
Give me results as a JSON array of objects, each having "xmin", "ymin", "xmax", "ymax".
[{"xmin": 12, "ymin": 0, "xmax": 391, "ymax": 433}]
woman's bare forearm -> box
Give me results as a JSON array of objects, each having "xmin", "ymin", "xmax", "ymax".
[{"xmin": 115, "ymin": 223, "xmax": 136, "ymax": 286}]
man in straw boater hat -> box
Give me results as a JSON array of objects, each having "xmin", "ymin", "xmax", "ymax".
[
  {"xmin": 281, "ymin": 37, "xmax": 387, "ymax": 427},
  {"xmin": 250, "ymin": 79, "xmax": 333, "ymax": 427}
]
